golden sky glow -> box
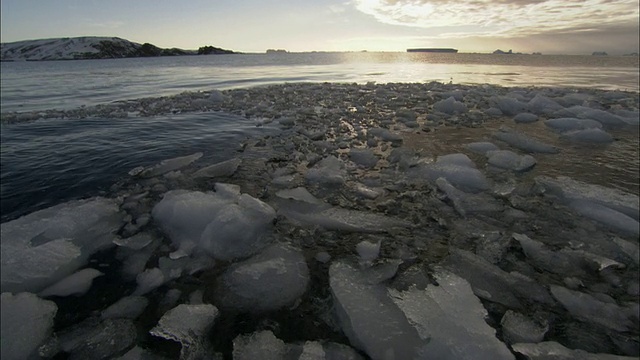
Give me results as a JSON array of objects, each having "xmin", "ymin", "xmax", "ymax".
[{"xmin": 1, "ymin": 0, "xmax": 638, "ymax": 54}]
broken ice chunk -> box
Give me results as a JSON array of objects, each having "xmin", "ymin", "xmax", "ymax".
[
  {"xmin": 150, "ymin": 304, "xmax": 219, "ymax": 359},
  {"xmin": 527, "ymin": 94, "xmax": 564, "ymax": 115},
  {"xmin": 279, "ymin": 206, "xmax": 413, "ymax": 233},
  {"xmin": 494, "ymin": 96, "xmax": 528, "ymax": 116},
  {"xmin": 500, "ymin": 310, "xmax": 548, "ymax": 344},
  {"xmin": 133, "ymin": 268, "xmax": 165, "ymax": 296},
  {"xmin": 408, "ymin": 161, "xmax": 490, "ymax": 193},
  {"xmin": 306, "ymin": 155, "xmax": 347, "ymax": 185},
  {"xmin": 39, "ymin": 268, "xmax": 103, "ymax": 297},
  {"xmin": 215, "ymin": 243, "xmax": 309, "ymax": 312},
  {"xmin": 192, "ymin": 158, "xmax": 241, "ymax": 178},
  {"xmin": 152, "ymin": 190, "xmax": 276, "ymax": 261},
  {"xmin": 1, "ymin": 197, "xmax": 121, "ymax": 294},
  {"xmin": 512, "ymin": 341, "xmax": 637, "ymax": 360},
  {"xmin": 550, "ymin": 285, "xmax": 634, "ymax": 332},
  {"xmin": 494, "ymin": 127, "xmax": 559, "ymax": 153},
  {"xmin": 389, "ymin": 270, "xmax": 515, "ymax": 360},
  {"xmin": 329, "ymin": 261, "xmax": 426, "ymax": 359},
  {"xmin": 356, "ymin": 240, "xmax": 381, "ymax": 262},
  {"xmin": 535, "ymin": 176, "xmax": 639, "ymax": 220},
  {"xmin": 569, "ymin": 199, "xmax": 639, "ymax": 238},
  {"xmin": 233, "ymin": 330, "xmax": 288, "ymax": 360},
  {"xmin": 433, "ymin": 96, "xmax": 467, "ymax": 115},
  {"xmin": 349, "ymin": 148, "xmax": 379, "ymax": 168},
  {"xmin": 544, "ymin": 118, "xmax": 603, "ymax": 132},
  {"xmin": 276, "ymin": 187, "xmax": 324, "ymax": 205},
  {"xmin": 465, "ymin": 141, "xmax": 500, "ymax": 155},
  {"xmin": 560, "ymin": 128, "xmax": 613, "ymax": 143},
  {"xmin": 1, "ymin": 292, "xmax": 57, "ymax": 360},
  {"xmin": 436, "ymin": 177, "xmax": 503, "ymax": 217},
  {"xmin": 436, "ymin": 153, "xmax": 476, "ymax": 168},
  {"xmin": 58, "ymin": 318, "xmax": 137, "ymax": 360},
  {"xmin": 513, "ymin": 113, "xmax": 538, "ymax": 123},
  {"xmin": 114, "ymin": 232, "xmax": 155, "ymax": 251},
  {"xmin": 101, "ymin": 296, "xmax": 149, "ymax": 320},
  {"xmin": 138, "ymin": 152, "xmax": 203, "ymax": 178},
  {"xmin": 486, "ymin": 150, "xmax": 536, "ymax": 172}
]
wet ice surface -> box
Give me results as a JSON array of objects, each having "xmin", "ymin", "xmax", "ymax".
[{"xmin": 0, "ymin": 82, "xmax": 639, "ymax": 359}]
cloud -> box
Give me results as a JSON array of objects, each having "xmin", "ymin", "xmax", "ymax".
[{"xmin": 352, "ymin": 0, "xmax": 639, "ymax": 37}]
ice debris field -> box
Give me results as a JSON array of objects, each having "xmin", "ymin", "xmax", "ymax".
[{"xmin": 1, "ymin": 82, "xmax": 639, "ymax": 360}]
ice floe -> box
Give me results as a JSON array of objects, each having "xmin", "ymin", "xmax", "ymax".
[{"xmin": 1, "ymin": 292, "xmax": 57, "ymax": 360}]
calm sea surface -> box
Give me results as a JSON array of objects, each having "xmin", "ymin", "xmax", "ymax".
[
  {"xmin": 1, "ymin": 53, "xmax": 638, "ymax": 222},
  {"xmin": 1, "ymin": 52, "xmax": 638, "ymax": 113}
]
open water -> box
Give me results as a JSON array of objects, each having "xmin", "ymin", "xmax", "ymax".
[{"xmin": 1, "ymin": 52, "xmax": 639, "ymax": 222}]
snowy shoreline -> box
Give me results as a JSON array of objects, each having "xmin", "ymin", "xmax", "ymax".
[{"xmin": 1, "ymin": 81, "xmax": 639, "ymax": 359}]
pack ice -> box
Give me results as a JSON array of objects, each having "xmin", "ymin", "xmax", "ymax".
[
  {"xmin": 329, "ymin": 261, "xmax": 514, "ymax": 360},
  {"xmin": 0, "ymin": 197, "xmax": 121, "ymax": 293},
  {"xmin": 1, "ymin": 292, "xmax": 57, "ymax": 360},
  {"xmin": 151, "ymin": 185, "xmax": 276, "ymax": 260}
]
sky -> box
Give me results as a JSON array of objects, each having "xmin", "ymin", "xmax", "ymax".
[{"xmin": 1, "ymin": 0, "xmax": 638, "ymax": 55}]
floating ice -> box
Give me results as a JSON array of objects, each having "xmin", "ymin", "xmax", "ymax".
[
  {"xmin": 442, "ymin": 249, "xmax": 554, "ymax": 308},
  {"xmin": 306, "ymin": 155, "xmax": 347, "ymax": 185},
  {"xmin": 465, "ymin": 141, "xmax": 500, "ymax": 155},
  {"xmin": 138, "ymin": 152, "xmax": 203, "ymax": 178},
  {"xmin": 278, "ymin": 205, "xmax": 413, "ymax": 233},
  {"xmin": 433, "ymin": 96, "xmax": 467, "ymax": 115},
  {"xmin": 150, "ymin": 304, "xmax": 219, "ymax": 359},
  {"xmin": 436, "ymin": 178, "xmax": 503, "ymax": 217},
  {"xmin": 39, "ymin": 268, "xmax": 103, "ymax": 297},
  {"xmin": 389, "ymin": 270, "xmax": 515, "ymax": 360},
  {"xmin": 57, "ymin": 318, "xmax": 137, "ymax": 360},
  {"xmin": 1, "ymin": 292, "xmax": 57, "ymax": 360},
  {"xmin": 527, "ymin": 94, "xmax": 564, "ymax": 115},
  {"xmin": 192, "ymin": 157, "xmax": 241, "ymax": 178},
  {"xmin": 437, "ymin": 153, "xmax": 476, "ymax": 168},
  {"xmin": 133, "ymin": 268, "xmax": 165, "ymax": 296},
  {"xmin": 550, "ymin": 285, "xmax": 634, "ymax": 332},
  {"xmin": 152, "ymin": 189, "xmax": 276, "ymax": 260},
  {"xmin": 493, "ymin": 127, "xmax": 559, "ymax": 153},
  {"xmin": 535, "ymin": 176, "xmax": 639, "ymax": 220},
  {"xmin": 0, "ymin": 197, "xmax": 121, "ymax": 294},
  {"xmin": 349, "ymin": 148, "xmax": 379, "ymax": 168},
  {"xmin": 513, "ymin": 341, "xmax": 637, "ymax": 360},
  {"xmin": 544, "ymin": 118, "xmax": 603, "ymax": 132},
  {"xmin": 561, "ymin": 128, "xmax": 613, "ymax": 143},
  {"xmin": 356, "ymin": 240, "xmax": 381, "ymax": 262},
  {"xmin": 368, "ymin": 127, "xmax": 403, "ymax": 142},
  {"xmin": 580, "ymin": 109, "xmax": 628, "ymax": 127},
  {"xmin": 330, "ymin": 261, "xmax": 514, "ymax": 360},
  {"xmin": 514, "ymin": 233, "xmax": 589, "ymax": 276},
  {"xmin": 494, "ymin": 96, "xmax": 528, "ymax": 116},
  {"xmin": 408, "ymin": 154, "xmax": 490, "ymax": 193},
  {"xmin": 500, "ymin": 310, "xmax": 548, "ymax": 344},
  {"xmin": 513, "ymin": 113, "xmax": 538, "ymax": 123},
  {"xmin": 276, "ymin": 187, "xmax": 323, "ymax": 204},
  {"xmin": 568, "ymin": 200, "xmax": 639, "ymax": 238},
  {"xmin": 101, "ymin": 296, "xmax": 149, "ymax": 320},
  {"xmin": 215, "ymin": 243, "xmax": 309, "ymax": 312},
  {"xmin": 233, "ymin": 330, "xmax": 288, "ymax": 360},
  {"xmin": 329, "ymin": 261, "xmax": 426, "ymax": 359},
  {"xmin": 113, "ymin": 232, "xmax": 155, "ymax": 250},
  {"xmin": 486, "ymin": 150, "xmax": 536, "ymax": 172}
]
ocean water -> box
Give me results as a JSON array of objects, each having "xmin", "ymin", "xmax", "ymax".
[
  {"xmin": 2, "ymin": 52, "xmax": 638, "ymax": 113},
  {"xmin": 1, "ymin": 52, "xmax": 638, "ymax": 222}
]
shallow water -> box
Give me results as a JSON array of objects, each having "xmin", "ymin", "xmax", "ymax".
[{"xmin": 0, "ymin": 112, "xmax": 278, "ymax": 222}]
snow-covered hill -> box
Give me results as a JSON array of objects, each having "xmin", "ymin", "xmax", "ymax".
[{"xmin": 0, "ymin": 37, "xmax": 232, "ymax": 61}]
